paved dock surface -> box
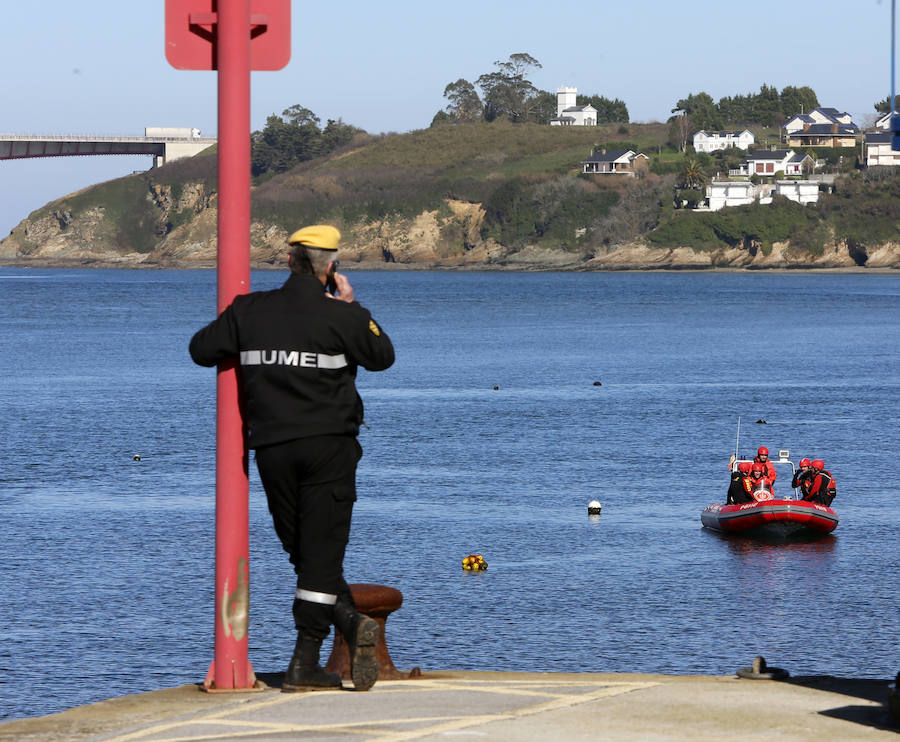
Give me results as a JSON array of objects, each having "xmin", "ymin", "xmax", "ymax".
[{"xmin": 1, "ymin": 671, "xmax": 896, "ymax": 741}]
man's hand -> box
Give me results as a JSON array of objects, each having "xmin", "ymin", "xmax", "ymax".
[{"xmin": 326, "ymin": 272, "xmax": 355, "ymax": 303}]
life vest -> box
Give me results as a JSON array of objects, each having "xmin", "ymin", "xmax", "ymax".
[
  {"xmin": 753, "ymin": 457, "xmax": 777, "ymax": 482},
  {"xmin": 808, "ymin": 471, "xmax": 836, "ymax": 502},
  {"xmin": 793, "ymin": 471, "xmax": 814, "ymax": 498}
]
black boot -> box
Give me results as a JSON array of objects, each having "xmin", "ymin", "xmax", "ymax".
[
  {"xmin": 334, "ymin": 598, "xmax": 379, "ymax": 691},
  {"xmin": 283, "ymin": 634, "xmax": 342, "ymax": 691}
]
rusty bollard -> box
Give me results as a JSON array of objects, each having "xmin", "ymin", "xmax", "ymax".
[{"xmin": 325, "ymin": 583, "xmax": 419, "ymax": 680}]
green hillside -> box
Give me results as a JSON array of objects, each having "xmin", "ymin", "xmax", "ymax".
[
  {"xmin": 248, "ymin": 120, "xmax": 898, "ymax": 259},
  {"xmin": 250, "ymin": 121, "xmax": 673, "ymax": 250},
  {"xmin": 19, "ymin": 119, "xmax": 900, "ymax": 264}
]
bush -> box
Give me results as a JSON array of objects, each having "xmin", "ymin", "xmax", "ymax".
[
  {"xmin": 650, "ymin": 156, "xmax": 684, "ymax": 175},
  {"xmin": 588, "ymin": 176, "xmax": 672, "ymax": 246},
  {"xmin": 649, "ymin": 198, "xmax": 818, "ymax": 251},
  {"xmin": 480, "ymin": 176, "xmax": 618, "ymax": 248},
  {"xmin": 677, "ymin": 189, "xmax": 704, "ymax": 207},
  {"xmin": 819, "ymin": 170, "xmax": 900, "ymax": 245},
  {"xmin": 56, "ymin": 176, "xmax": 163, "ymax": 253}
]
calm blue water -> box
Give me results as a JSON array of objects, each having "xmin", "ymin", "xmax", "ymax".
[{"xmin": 0, "ymin": 268, "xmax": 897, "ymax": 721}]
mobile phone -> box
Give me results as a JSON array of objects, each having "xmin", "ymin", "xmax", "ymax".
[{"xmin": 326, "ymin": 261, "xmax": 339, "ymax": 294}]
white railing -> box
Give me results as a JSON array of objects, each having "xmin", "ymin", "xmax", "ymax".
[{"xmin": 0, "ymin": 133, "xmax": 216, "ymax": 142}]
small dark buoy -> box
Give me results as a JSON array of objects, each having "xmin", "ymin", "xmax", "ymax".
[
  {"xmin": 756, "ymin": 419, "xmax": 767, "ymax": 424},
  {"xmin": 592, "ymin": 381, "xmax": 602, "ymax": 386},
  {"xmin": 133, "ymin": 454, "xmax": 142, "ymax": 461},
  {"xmin": 736, "ymin": 656, "xmax": 788, "ymax": 680},
  {"xmin": 493, "ymin": 385, "xmax": 499, "ymax": 390}
]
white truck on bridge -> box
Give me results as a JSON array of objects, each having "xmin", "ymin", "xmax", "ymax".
[{"xmin": 144, "ymin": 127, "xmax": 202, "ymax": 139}]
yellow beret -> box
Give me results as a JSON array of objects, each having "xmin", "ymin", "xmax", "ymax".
[{"xmin": 287, "ymin": 224, "xmax": 340, "ymax": 251}]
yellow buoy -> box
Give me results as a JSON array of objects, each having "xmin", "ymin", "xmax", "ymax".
[{"xmin": 461, "ymin": 553, "xmax": 488, "ymax": 571}]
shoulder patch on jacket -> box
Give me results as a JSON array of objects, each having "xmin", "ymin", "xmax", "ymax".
[{"xmin": 369, "ymin": 319, "xmax": 381, "ymax": 336}]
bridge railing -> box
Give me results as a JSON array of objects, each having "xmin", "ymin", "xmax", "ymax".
[{"xmin": 0, "ymin": 133, "xmax": 217, "ymax": 142}]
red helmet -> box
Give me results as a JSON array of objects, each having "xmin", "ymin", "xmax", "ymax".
[
  {"xmin": 811, "ymin": 459, "xmax": 824, "ymax": 470},
  {"xmin": 799, "ymin": 458, "xmax": 811, "ymax": 468},
  {"xmin": 738, "ymin": 462, "xmax": 751, "ymax": 474},
  {"xmin": 751, "ymin": 462, "xmax": 765, "ymax": 474},
  {"xmin": 757, "ymin": 446, "xmax": 769, "ymax": 456}
]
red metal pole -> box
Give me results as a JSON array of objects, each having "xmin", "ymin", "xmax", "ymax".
[{"xmin": 213, "ymin": 0, "xmax": 253, "ymax": 690}]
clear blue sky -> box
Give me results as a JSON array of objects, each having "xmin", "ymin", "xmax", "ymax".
[{"xmin": 0, "ymin": 0, "xmax": 894, "ymax": 238}]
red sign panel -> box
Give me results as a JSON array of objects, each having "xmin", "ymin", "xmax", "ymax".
[{"xmin": 165, "ymin": 0, "xmax": 291, "ymax": 71}]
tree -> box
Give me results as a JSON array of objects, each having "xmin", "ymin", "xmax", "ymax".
[
  {"xmin": 874, "ymin": 95, "xmax": 900, "ymax": 113},
  {"xmin": 680, "ymin": 85, "xmax": 820, "ymax": 128},
  {"xmin": 751, "ymin": 83, "xmax": 783, "ymax": 127},
  {"xmin": 320, "ymin": 118, "xmax": 360, "ymax": 151},
  {"xmin": 667, "ymin": 112, "xmax": 693, "ymax": 152},
  {"xmin": 251, "ymin": 114, "xmax": 297, "ymax": 175},
  {"xmin": 673, "ymin": 92, "xmax": 721, "ymax": 130},
  {"xmin": 581, "ymin": 95, "xmax": 630, "ymax": 123},
  {"xmin": 717, "ymin": 93, "xmax": 749, "ymax": 125},
  {"xmin": 780, "ymin": 85, "xmax": 819, "ymax": 119},
  {"xmin": 251, "ymin": 105, "xmax": 361, "ymax": 177},
  {"xmin": 528, "ymin": 91, "xmax": 559, "ymax": 125},
  {"xmin": 590, "ymin": 176, "xmax": 672, "ymax": 246},
  {"xmin": 477, "ymin": 53, "xmax": 543, "ymax": 123},
  {"xmin": 678, "ymin": 158, "xmax": 708, "ymax": 189},
  {"xmin": 430, "ymin": 109, "xmax": 452, "ymax": 127},
  {"xmin": 282, "ymin": 104, "xmax": 320, "ymax": 128},
  {"xmin": 443, "ymin": 79, "xmax": 483, "ymax": 122}
]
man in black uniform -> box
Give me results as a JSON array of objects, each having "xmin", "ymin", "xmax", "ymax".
[
  {"xmin": 727, "ymin": 462, "xmax": 753, "ymax": 504},
  {"xmin": 189, "ymin": 225, "xmax": 394, "ymax": 691}
]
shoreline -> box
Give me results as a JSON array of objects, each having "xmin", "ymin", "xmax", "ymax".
[{"xmin": 1, "ymin": 258, "xmax": 896, "ymax": 274}]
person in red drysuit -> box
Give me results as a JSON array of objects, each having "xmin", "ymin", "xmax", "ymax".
[
  {"xmin": 754, "ymin": 446, "xmax": 777, "ymax": 482},
  {"xmin": 791, "ymin": 458, "xmax": 814, "ymax": 498},
  {"xmin": 743, "ymin": 462, "xmax": 774, "ymax": 501},
  {"xmin": 804, "ymin": 459, "xmax": 836, "ymax": 506}
]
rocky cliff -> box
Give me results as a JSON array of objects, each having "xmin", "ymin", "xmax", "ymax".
[{"xmin": 2, "ymin": 178, "xmax": 898, "ymax": 270}]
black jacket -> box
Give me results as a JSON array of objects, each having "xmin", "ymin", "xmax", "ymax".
[{"xmin": 189, "ymin": 273, "xmax": 394, "ymax": 448}]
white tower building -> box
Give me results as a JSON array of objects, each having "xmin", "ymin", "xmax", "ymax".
[
  {"xmin": 557, "ymin": 86, "xmax": 578, "ymax": 118},
  {"xmin": 551, "ymin": 86, "xmax": 597, "ymax": 126}
]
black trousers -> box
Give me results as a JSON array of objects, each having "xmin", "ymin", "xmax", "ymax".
[{"xmin": 255, "ymin": 434, "xmax": 362, "ymax": 640}]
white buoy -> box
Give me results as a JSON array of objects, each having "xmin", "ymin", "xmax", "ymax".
[
  {"xmin": 587, "ymin": 500, "xmax": 602, "ymax": 515},
  {"xmin": 133, "ymin": 454, "xmax": 142, "ymax": 461}
]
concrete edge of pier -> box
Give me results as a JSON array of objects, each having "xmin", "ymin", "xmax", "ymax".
[{"xmin": 1, "ymin": 670, "xmax": 897, "ymax": 742}]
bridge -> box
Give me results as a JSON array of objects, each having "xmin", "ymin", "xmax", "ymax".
[{"xmin": 0, "ymin": 128, "xmax": 217, "ymax": 168}]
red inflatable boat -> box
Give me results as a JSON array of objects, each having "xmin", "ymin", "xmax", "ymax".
[
  {"xmin": 701, "ymin": 499, "xmax": 838, "ymax": 539},
  {"xmin": 702, "ymin": 451, "xmax": 838, "ymax": 539}
]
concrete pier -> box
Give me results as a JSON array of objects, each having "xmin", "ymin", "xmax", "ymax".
[{"xmin": 1, "ymin": 671, "xmax": 896, "ymax": 741}]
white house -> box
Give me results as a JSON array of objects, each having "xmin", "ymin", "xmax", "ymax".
[
  {"xmin": 582, "ymin": 148, "xmax": 649, "ymax": 176},
  {"xmin": 783, "ymin": 107, "xmax": 854, "ymax": 135},
  {"xmin": 875, "ymin": 111, "xmax": 895, "ymax": 130},
  {"xmin": 706, "ymin": 181, "xmax": 758, "ymax": 211},
  {"xmin": 693, "ymin": 129, "xmax": 755, "ymax": 153},
  {"xmin": 736, "ymin": 149, "xmax": 814, "ymax": 176},
  {"xmin": 550, "ymin": 86, "xmax": 597, "ymax": 126},
  {"xmin": 775, "ymin": 180, "xmax": 820, "ymax": 205},
  {"xmin": 705, "ymin": 179, "xmax": 818, "ymax": 210},
  {"xmin": 864, "ymin": 132, "xmax": 900, "ymax": 166}
]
